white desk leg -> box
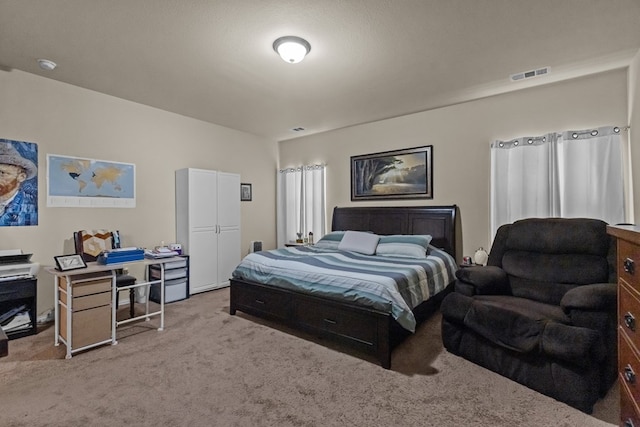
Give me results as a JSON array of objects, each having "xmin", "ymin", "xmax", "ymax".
[
  {"xmin": 111, "ymin": 271, "xmax": 118, "ymax": 345},
  {"xmin": 145, "ymin": 265, "xmax": 151, "ymax": 321},
  {"xmin": 54, "ymin": 275, "xmax": 59, "ymax": 347},
  {"xmin": 159, "ymin": 262, "xmax": 165, "ymax": 331},
  {"xmin": 65, "ymin": 275, "xmax": 72, "ymax": 359}
]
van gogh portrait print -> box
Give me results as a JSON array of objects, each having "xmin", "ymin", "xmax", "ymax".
[
  {"xmin": 351, "ymin": 146, "xmax": 432, "ymax": 201},
  {"xmin": 0, "ymin": 139, "xmax": 38, "ymax": 226}
]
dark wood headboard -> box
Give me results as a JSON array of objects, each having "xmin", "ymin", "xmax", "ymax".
[{"xmin": 331, "ymin": 205, "xmax": 458, "ymax": 258}]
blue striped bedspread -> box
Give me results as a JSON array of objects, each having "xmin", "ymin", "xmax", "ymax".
[{"xmin": 231, "ymin": 245, "xmax": 458, "ymax": 332}]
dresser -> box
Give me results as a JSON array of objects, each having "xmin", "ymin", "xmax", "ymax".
[{"xmin": 608, "ymin": 225, "xmax": 640, "ymax": 426}]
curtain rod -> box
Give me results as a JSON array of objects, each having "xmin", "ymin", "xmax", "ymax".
[
  {"xmin": 497, "ymin": 125, "xmax": 631, "ymax": 147},
  {"xmin": 278, "ymin": 163, "xmax": 326, "ymax": 173}
]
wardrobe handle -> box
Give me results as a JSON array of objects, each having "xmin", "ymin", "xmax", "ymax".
[
  {"xmin": 624, "ymin": 364, "xmax": 636, "ymax": 384},
  {"xmin": 625, "ymin": 312, "xmax": 636, "ymax": 331},
  {"xmin": 624, "ymin": 258, "xmax": 635, "ymax": 274},
  {"xmin": 323, "ymin": 318, "xmax": 337, "ymax": 325}
]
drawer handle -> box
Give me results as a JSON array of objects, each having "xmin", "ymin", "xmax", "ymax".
[
  {"xmin": 625, "ymin": 312, "xmax": 636, "ymax": 331},
  {"xmin": 624, "ymin": 258, "xmax": 636, "ymax": 274},
  {"xmin": 625, "ymin": 419, "xmax": 635, "ymax": 427},
  {"xmin": 624, "ymin": 364, "xmax": 636, "ymax": 384},
  {"xmin": 254, "ymin": 299, "xmax": 265, "ymax": 305},
  {"xmin": 323, "ymin": 318, "xmax": 337, "ymax": 325}
]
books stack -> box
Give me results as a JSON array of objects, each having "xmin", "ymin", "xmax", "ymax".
[{"xmin": 0, "ymin": 304, "xmax": 31, "ymax": 333}]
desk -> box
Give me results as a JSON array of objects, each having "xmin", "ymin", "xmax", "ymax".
[{"xmin": 46, "ymin": 257, "xmax": 182, "ymax": 359}]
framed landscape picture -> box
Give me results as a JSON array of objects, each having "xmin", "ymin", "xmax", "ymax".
[{"xmin": 351, "ymin": 145, "xmax": 432, "ymax": 201}]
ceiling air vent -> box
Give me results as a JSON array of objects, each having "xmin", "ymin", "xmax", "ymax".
[{"xmin": 510, "ymin": 66, "xmax": 550, "ymax": 82}]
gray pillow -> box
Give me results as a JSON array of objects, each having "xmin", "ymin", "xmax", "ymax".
[{"xmin": 337, "ymin": 230, "xmax": 380, "ymax": 255}]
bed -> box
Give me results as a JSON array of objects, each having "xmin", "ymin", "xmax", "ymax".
[{"xmin": 229, "ymin": 205, "xmax": 459, "ymax": 369}]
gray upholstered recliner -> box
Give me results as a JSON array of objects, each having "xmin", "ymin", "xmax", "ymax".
[{"xmin": 440, "ymin": 218, "xmax": 617, "ymax": 413}]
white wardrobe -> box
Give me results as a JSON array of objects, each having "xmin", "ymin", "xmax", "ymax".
[{"xmin": 176, "ymin": 168, "xmax": 241, "ymax": 294}]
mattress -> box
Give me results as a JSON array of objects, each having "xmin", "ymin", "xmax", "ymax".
[{"xmin": 231, "ymin": 245, "xmax": 457, "ymax": 332}]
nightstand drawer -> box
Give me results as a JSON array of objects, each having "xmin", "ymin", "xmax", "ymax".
[{"xmin": 620, "ymin": 239, "xmax": 640, "ymax": 291}]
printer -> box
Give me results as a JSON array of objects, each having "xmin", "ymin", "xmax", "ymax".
[{"xmin": 0, "ymin": 249, "xmax": 40, "ymax": 282}]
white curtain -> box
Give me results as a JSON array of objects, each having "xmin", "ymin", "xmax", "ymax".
[
  {"xmin": 491, "ymin": 126, "xmax": 628, "ymax": 238},
  {"xmin": 277, "ymin": 164, "xmax": 326, "ymax": 247}
]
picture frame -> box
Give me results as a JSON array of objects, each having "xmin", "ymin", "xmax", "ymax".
[
  {"xmin": 54, "ymin": 254, "xmax": 87, "ymax": 271},
  {"xmin": 351, "ymin": 145, "xmax": 433, "ymax": 201},
  {"xmin": 240, "ymin": 183, "xmax": 252, "ymax": 201}
]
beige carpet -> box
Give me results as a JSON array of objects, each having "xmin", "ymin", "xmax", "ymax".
[{"xmin": 0, "ymin": 288, "xmax": 618, "ymax": 426}]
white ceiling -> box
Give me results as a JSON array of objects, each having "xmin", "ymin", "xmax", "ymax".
[{"xmin": 1, "ymin": 0, "xmax": 640, "ymax": 142}]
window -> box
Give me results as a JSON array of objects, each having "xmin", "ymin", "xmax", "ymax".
[
  {"xmin": 277, "ymin": 164, "xmax": 326, "ymax": 247},
  {"xmin": 491, "ymin": 126, "xmax": 629, "ymax": 237}
]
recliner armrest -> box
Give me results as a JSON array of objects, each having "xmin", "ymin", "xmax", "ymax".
[
  {"xmin": 560, "ymin": 282, "xmax": 617, "ymax": 313},
  {"xmin": 454, "ymin": 266, "xmax": 509, "ymax": 296}
]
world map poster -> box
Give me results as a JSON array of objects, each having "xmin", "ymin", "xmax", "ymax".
[{"xmin": 47, "ymin": 154, "xmax": 136, "ymax": 207}]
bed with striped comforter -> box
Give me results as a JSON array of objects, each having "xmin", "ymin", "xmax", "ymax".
[{"xmin": 231, "ymin": 245, "xmax": 457, "ymax": 332}]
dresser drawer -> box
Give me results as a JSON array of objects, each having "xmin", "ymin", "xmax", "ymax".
[
  {"xmin": 620, "ymin": 239, "xmax": 640, "ymax": 291},
  {"xmin": 60, "ymin": 304, "xmax": 111, "ymax": 349},
  {"xmin": 620, "ymin": 330, "xmax": 640, "ymax": 403},
  {"xmin": 621, "ymin": 380, "xmax": 640, "ymax": 427},
  {"xmin": 73, "ymin": 291, "xmax": 111, "ymax": 311},
  {"xmin": 620, "ymin": 283, "xmax": 640, "ymax": 347},
  {"xmin": 60, "ymin": 276, "xmax": 112, "ymax": 297},
  {"xmin": 293, "ymin": 301, "xmax": 377, "ymax": 346}
]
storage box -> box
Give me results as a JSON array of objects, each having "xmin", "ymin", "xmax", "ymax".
[{"xmin": 149, "ymin": 278, "xmax": 188, "ymax": 303}]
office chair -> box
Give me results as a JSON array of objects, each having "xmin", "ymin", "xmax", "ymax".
[{"xmin": 73, "ymin": 229, "xmax": 137, "ymax": 318}]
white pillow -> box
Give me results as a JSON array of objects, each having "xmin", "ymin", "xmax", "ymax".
[
  {"xmin": 375, "ymin": 234, "xmax": 432, "ymax": 259},
  {"xmin": 376, "ymin": 243, "xmax": 427, "ymax": 259},
  {"xmin": 337, "ymin": 230, "xmax": 380, "ymax": 255}
]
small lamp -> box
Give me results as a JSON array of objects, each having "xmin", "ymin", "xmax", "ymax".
[{"xmin": 273, "ymin": 36, "xmax": 311, "ymax": 64}]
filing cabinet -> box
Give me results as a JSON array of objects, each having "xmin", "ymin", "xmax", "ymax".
[{"xmin": 58, "ymin": 272, "xmax": 112, "ymax": 351}]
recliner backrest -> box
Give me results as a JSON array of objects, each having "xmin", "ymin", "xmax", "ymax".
[{"xmin": 488, "ymin": 218, "xmax": 613, "ymax": 305}]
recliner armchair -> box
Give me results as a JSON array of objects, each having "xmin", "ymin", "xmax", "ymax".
[{"xmin": 440, "ymin": 218, "xmax": 617, "ymax": 413}]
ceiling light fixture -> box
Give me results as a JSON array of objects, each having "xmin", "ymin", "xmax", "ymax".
[
  {"xmin": 273, "ymin": 36, "xmax": 311, "ymax": 64},
  {"xmin": 37, "ymin": 58, "xmax": 57, "ymax": 71}
]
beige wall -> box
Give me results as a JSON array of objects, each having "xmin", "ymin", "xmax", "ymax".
[
  {"xmin": 630, "ymin": 50, "xmax": 640, "ymax": 220},
  {"xmin": 279, "ymin": 69, "xmax": 629, "ymax": 261},
  {"xmin": 0, "ymin": 69, "xmax": 278, "ymax": 315}
]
